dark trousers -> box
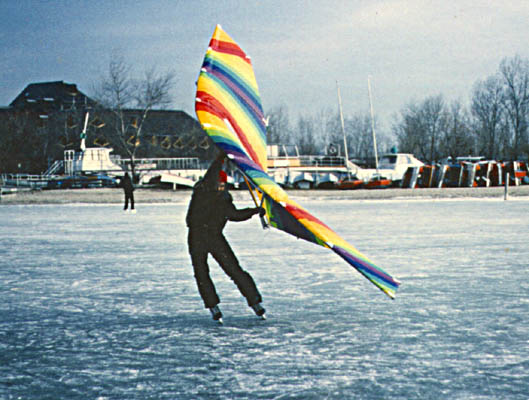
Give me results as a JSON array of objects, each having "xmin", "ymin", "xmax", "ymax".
[
  {"xmin": 188, "ymin": 229, "xmax": 262, "ymax": 308},
  {"xmin": 124, "ymin": 191, "xmax": 134, "ymax": 210}
]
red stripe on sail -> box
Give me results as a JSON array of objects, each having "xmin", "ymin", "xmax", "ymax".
[
  {"xmin": 285, "ymin": 203, "xmax": 333, "ymax": 231},
  {"xmin": 196, "ymin": 90, "xmax": 261, "ymax": 165},
  {"xmin": 209, "ymin": 39, "xmax": 251, "ymax": 64}
]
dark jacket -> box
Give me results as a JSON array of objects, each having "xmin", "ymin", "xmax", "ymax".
[
  {"xmin": 186, "ymin": 159, "xmax": 257, "ymax": 234},
  {"xmin": 122, "ymin": 173, "xmax": 134, "ymax": 194}
]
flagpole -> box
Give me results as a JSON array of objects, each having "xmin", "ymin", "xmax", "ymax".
[
  {"xmin": 367, "ymin": 76, "xmax": 379, "ymax": 175},
  {"xmin": 336, "ymin": 81, "xmax": 350, "ymax": 179}
]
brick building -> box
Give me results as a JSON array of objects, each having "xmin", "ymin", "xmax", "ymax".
[{"xmin": 0, "ymin": 81, "xmax": 213, "ymax": 173}]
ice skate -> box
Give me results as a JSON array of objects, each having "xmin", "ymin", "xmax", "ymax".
[
  {"xmin": 251, "ymin": 303, "xmax": 266, "ymax": 320},
  {"xmin": 209, "ymin": 305, "xmax": 223, "ymax": 324}
]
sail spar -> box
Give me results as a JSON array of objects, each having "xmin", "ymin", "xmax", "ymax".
[{"xmin": 195, "ymin": 25, "xmax": 400, "ymax": 298}]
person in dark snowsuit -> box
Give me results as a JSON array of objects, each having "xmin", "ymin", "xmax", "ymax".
[
  {"xmin": 121, "ymin": 172, "xmax": 135, "ymax": 211},
  {"xmin": 186, "ymin": 155, "xmax": 266, "ymax": 321}
]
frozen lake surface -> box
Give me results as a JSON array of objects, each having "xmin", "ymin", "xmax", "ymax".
[{"xmin": 1, "ymin": 196, "xmax": 528, "ymax": 399}]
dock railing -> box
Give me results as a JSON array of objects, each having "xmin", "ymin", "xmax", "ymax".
[
  {"xmin": 113, "ymin": 157, "xmax": 202, "ymax": 171},
  {"xmin": 267, "ymin": 155, "xmax": 346, "ymax": 168},
  {"xmin": 1, "ymin": 173, "xmax": 52, "ymax": 189}
]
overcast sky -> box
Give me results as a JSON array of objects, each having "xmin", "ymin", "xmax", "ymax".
[{"xmin": 1, "ymin": 0, "xmax": 528, "ymax": 130}]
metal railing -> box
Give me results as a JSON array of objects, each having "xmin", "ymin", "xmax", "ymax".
[
  {"xmin": 44, "ymin": 160, "xmax": 64, "ymax": 176},
  {"xmin": 1, "ymin": 173, "xmax": 53, "ymax": 188},
  {"xmin": 268, "ymin": 155, "xmax": 347, "ymax": 168},
  {"xmin": 113, "ymin": 157, "xmax": 202, "ymax": 171}
]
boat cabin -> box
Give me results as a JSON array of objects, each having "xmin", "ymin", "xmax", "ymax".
[
  {"xmin": 378, "ymin": 153, "xmax": 424, "ymax": 177},
  {"xmin": 64, "ymin": 148, "xmax": 123, "ymax": 175}
]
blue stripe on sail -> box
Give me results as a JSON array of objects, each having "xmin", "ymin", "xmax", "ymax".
[
  {"xmin": 205, "ymin": 70, "xmax": 266, "ymax": 143},
  {"xmin": 203, "ymin": 62, "xmax": 266, "ymax": 138},
  {"xmin": 203, "ymin": 55, "xmax": 264, "ymax": 118},
  {"xmin": 333, "ymin": 246, "xmax": 399, "ymax": 291}
]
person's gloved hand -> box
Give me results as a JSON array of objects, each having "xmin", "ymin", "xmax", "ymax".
[{"xmin": 253, "ymin": 207, "xmax": 266, "ymax": 217}]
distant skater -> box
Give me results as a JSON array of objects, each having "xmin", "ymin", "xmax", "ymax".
[
  {"xmin": 186, "ymin": 154, "xmax": 266, "ymax": 322},
  {"xmin": 121, "ymin": 172, "xmax": 135, "ymax": 212}
]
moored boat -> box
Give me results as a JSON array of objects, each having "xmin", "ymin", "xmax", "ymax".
[
  {"xmin": 337, "ymin": 178, "xmax": 364, "ymax": 190},
  {"xmin": 316, "ymin": 173, "xmax": 339, "ymax": 189},
  {"xmin": 293, "ymin": 172, "xmax": 314, "ymax": 189},
  {"xmin": 365, "ymin": 176, "xmax": 392, "ymax": 189}
]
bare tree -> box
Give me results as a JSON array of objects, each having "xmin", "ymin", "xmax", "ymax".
[
  {"xmin": 295, "ymin": 115, "xmax": 319, "ymax": 154},
  {"xmin": 499, "ymin": 55, "xmax": 529, "ymax": 159},
  {"xmin": 346, "ymin": 113, "xmax": 372, "ymax": 161},
  {"xmin": 393, "ymin": 102, "xmax": 425, "ymax": 161},
  {"xmin": 323, "ymin": 110, "xmax": 345, "ymax": 156},
  {"xmin": 312, "ymin": 108, "xmax": 334, "ymax": 155},
  {"xmin": 441, "ymin": 101, "xmax": 473, "ymax": 159},
  {"xmin": 393, "ymin": 95, "xmax": 446, "ymax": 163},
  {"xmin": 265, "ymin": 105, "xmax": 292, "ymax": 146},
  {"xmin": 422, "ymin": 95, "xmax": 446, "ymax": 162},
  {"xmin": 93, "ymin": 54, "xmax": 175, "ymax": 177},
  {"xmin": 471, "ymin": 75, "xmax": 505, "ymax": 159}
]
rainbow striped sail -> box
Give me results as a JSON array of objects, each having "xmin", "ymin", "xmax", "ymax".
[{"xmin": 195, "ymin": 25, "xmax": 400, "ymax": 298}]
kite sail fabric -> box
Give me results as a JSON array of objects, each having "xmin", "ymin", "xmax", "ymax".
[
  {"xmin": 195, "ymin": 25, "xmax": 268, "ymax": 173},
  {"xmin": 195, "ymin": 25, "xmax": 400, "ymax": 299}
]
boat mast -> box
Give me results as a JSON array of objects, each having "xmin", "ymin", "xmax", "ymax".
[
  {"xmin": 367, "ymin": 76, "xmax": 379, "ymax": 175},
  {"xmin": 336, "ymin": 81, "xmax": 350, "ymax": 179},
  {"xmin": 80, "ymin": 112, "xmax": 89, "ymax": 151}
]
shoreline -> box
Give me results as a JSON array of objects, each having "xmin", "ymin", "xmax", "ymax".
[{"xmin": 1, "ymin": 185, "xmax": 529, "ymax": 205}]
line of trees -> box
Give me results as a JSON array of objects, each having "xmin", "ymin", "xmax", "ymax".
[
  {"xmin": 266, "ymin": 55, "xmax": 529, "ymax": 164},
  {"xmin": 394, "ymin": 55, "xmax": 529, "ymax": 163},
  {"xmin": 265, "ymin": 104, "xmax": 392, "ymax": 164}
]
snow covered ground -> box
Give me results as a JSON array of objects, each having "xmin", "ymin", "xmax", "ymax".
[{"xmin": 1, "ymin": 196, "xmax": 528, "ymax": 399}]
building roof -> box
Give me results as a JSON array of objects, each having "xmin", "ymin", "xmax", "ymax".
[{"xmin": 9, "ymin": 81, "xmax": 95, "ymax": 110}]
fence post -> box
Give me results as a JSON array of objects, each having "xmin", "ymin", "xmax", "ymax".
[{"xmin": 504, "ymin": 172, "xmax": 509, "ymax": 200}]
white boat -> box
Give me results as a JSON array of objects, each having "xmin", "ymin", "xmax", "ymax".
[
  {"xmin": 159, "ymin": 172, "xmax": 196, "ymax": 188},
  {"xmin": 316, "ymin": 173, "xmax": 339, "ymax": 189},
  {"xmin": 378, "ymin": 153, "xmax": 424, "ymax": 180},
  {"xmin": 293, "ymin": 172, "xmax": 314, "ymax": 189},
  {"xmin": 359, "ymin": 153, "xmax": 424, "ymax": 184},
  {"xmin": 266, "ymin": 144, "xmax": 362, "ymax": 188},
  {"xmin": 64, "ymin": 147, "xmax": 123, "ymax": 175}
]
